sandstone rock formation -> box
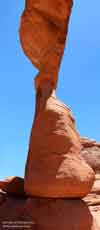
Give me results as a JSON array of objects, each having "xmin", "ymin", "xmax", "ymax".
[
  {"xmin": 0, "ymin": 178, "xmax": 100, "ymax": 229},
  {"xmin": 0, "ymin": 0, "xmax": 99, "ymax": 228},
  {"xmin": 24, "ymin": 89, "xmax": 94, "ymax": 198},
  {"xmin": 0, "ymin": 176, "xmax": 25, "ymax": 196},
  {"xmin": 19, "ymin": 0, "xmax": 95, "ymax": 198},
  {"xmin": 81, "ymin": 137, "xmax": 100, "ymax": 173},
  {"xmin": 20, "ymin": 0, "xmax": 73, "ymax": 89}
]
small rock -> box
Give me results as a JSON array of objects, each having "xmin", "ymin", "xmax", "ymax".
[{"xmin": 0, "ymin": 176, "xmax": 25, "ymax": 196}]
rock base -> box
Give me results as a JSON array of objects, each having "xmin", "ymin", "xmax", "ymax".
[{"xmin": 24, "ymin": 95, "xmax": 94, "ymax": 198}]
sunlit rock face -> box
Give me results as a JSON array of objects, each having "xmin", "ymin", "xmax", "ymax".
[
  {"xmin": 24, "ymin": 86, "xmax": 94, "ymax": 198},
  {"xmin": 19, "ymin": 0, "xmax": 73, "ymax": 89},
  {"xmin": 19, "ymin": 0, "xmax": 95, "ymax": 198},
  {"xmin": 81, "ymin": 138, "xmax": 100, "ymax": 173},
  {"xmin": 0, "ymin": 1, "xmax": 98, "ymax": 229}
]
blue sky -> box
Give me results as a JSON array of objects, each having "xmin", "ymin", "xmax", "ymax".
[{"xmin": 0, "ymin": 0, "xmax": 100, "ymax": 179}]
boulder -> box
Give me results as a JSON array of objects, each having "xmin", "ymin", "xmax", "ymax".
[
  {"xmin": 24, "ymin": 92, "xmax": 94, "ymax": 198},
  {"xmin": 0, "ymin": 176, "xmax": 25, "ymax": 196}
]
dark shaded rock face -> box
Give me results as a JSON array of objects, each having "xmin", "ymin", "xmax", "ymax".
[
  {"xmin": 0, "ymin": 190, "xmax": 100, "ymax": 229},
  {"xmin": 0, "ymin": 176, "xmax": 25, "ymax": 196},
  {"xmin": 81, "ymin": 138, "xmax": 100, "ymax": 173}
]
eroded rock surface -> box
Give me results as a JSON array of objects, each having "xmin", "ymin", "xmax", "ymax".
[
  {"xmin": 24, "ymin": 86, "xmax": 94, "ymax": 198},
  {"xmin": 0, "ymin": 0, "xmax": 99, "ymax": 228},
  {"xmin": 0, "ymin": 176, "xmax": 25, "ymax": 196},
  {"xmin": 20, "ymin": 0, "xmax": 73, "ymax": 89},
  {"xmin": 81, "ymin": 138, "xmax": 100, "ymax": 173},
  {"xmin": 19, "ymin": 0, "xmax": 95, "ymax": 199},
  {"xmin": 0, "ymin": 187, "xmax": 100, "ymax": 230}
]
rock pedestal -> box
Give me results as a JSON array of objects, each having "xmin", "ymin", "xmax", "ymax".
[
  {"xmin": 0, "ymin": 175, "xmax": 100, "ymax": 229},
  {"xmin": 0, "ymin": 197, "xmax": 97, "ymax": 230},
  {"xmin": 19, "ymin": 0, "xmax": 95, "ymax": 198},
  {"xmin": 24, "ymin": 81, "xmax": 94, "ymax": 198},
  {"xmin": 0, "ymin": 0, "xmax": 98, "ymax": 228}
]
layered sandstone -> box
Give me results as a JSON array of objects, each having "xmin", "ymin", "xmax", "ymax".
[
  {"xmin": 0, "ymin": 176, "xmax": 25, "ymax": 196},
  {"xmin": 81, "ymin": 138, "xmax": 100, "ymax": 173},
  {"xmin": 0, "ymin": 184, "xmax": 100, "ymax": 230},
  {"xmin": 0, "ymin": 163, "xmax": 100, "ymax": 229}
]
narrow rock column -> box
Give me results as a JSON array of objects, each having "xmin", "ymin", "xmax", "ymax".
[{"xmin": 19, "ymin": 0, "xmax": 95, "ymax": 198}]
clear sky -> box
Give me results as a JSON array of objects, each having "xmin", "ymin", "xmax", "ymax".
[{"xmin": 0, "ymin": 0, "xmax": 100, "ymax": 179}]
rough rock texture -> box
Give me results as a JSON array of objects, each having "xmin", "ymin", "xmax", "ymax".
[
  {"xmin": 0, "ymin": 176, "xmax": 25, "ymax": 196},
  {"xmin": 0, "ymin": 0, "xmax": 98, "ymax": 228},
  {"xmin": 0, "ymin": 180, "xmax": 100, "ymax": 229},
  {"xmin": 81, "ymin": 138, "xmax": 100, "ymax": 173},
  {"xmin": 83, "ymin": 174, "xmax": 100, "ymax": 229},
  {"xmin": 19, "ymin": 0, "xmax": 95, "ymax": 198},
  {"xmin": 20, "ymin": 0, "xmax": 73, "ymax": 89},
  {"xmin": 24, "ymin": 89, "xmax": 94, "ymax": 198},
  {"xmin": 92, "ymin": 174, "xmax": 100, "ymax": 194}
]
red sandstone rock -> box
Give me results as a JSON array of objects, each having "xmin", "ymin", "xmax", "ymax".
[
  {"xmin": 0, "ymin": 0, "xmax": 99, "ymax": 227},
  {"xmin": 20, "ymin": 0, "xmax": 73, "ymax": 89},
  {"xmin": 91, "ymin": 175, "xmax": 100, "ymax": 194},
  {"xmin": 19, "ymin": 0, "xmax": 94, "ymax": 199},
  {"xmin": 24, "ymin": 90, "xmax": 94, "ymax": 198},
  {"xmin": 81, "ymin": 137, "xmax": 100, "ymax": 148},
  {"xmin": 0, "ymin": 174, "xmax": 99, "ymax": 228},
  {"xmin": 0, "ymin": 176, "xmax": 25, "ymax": 196},
  {"xmin": 81, "ymin": 138, "xmax": 100, "ymax": 173},
  {"xmin": 0, "ymin": 192, "xmax": 100, "ymax": 230}
]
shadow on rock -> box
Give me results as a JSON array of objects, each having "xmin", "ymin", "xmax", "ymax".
[
  {"xmin": 0, "ymin": 195, "xmax": 99, "ymax": 229},
  {"xmin": 24, "ymin": 198, "xmax": 97, "ymax": 230}
]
